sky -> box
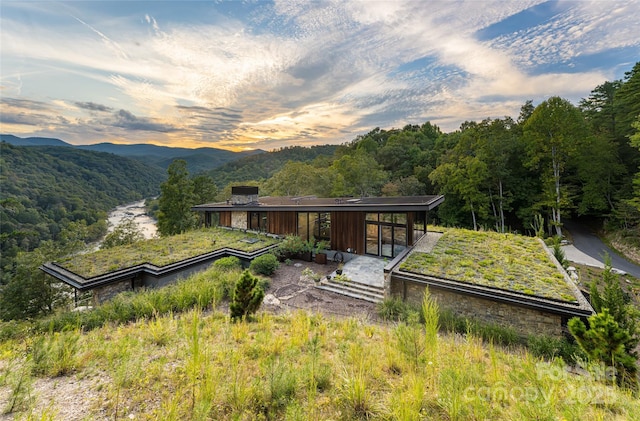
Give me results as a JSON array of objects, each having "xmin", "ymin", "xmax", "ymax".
[{"xmin": 1, "ymin": 1, "xmax": 639, "ymax": 151}]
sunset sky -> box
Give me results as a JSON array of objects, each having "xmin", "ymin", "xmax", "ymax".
[{"xmin": 1, "ymin": 1, "xmax": 639, "ymax": 151}]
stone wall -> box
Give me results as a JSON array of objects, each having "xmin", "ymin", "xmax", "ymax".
[
  {"xmin": 93, "ymin": 279, "xmax": 132, "ymax": 304},
  {"xmin": 231, "ymin": 212, "xmax": 247, "ymax": 229},
  {"xmin": 391, "ymin": 278, "xmax": 564, "ymax": 337}
]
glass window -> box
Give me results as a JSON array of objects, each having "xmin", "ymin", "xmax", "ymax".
[
  {"xmin": 366, "ymin": 213, "xmax": 379, "ymax": 222},
  {"xmin": 297, "ymin": 213, "xmax": 309, "ymax": 240}
]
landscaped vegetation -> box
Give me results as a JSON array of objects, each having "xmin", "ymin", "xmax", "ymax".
[
  {"xmin": 58, "ymin": 228, "xmax": 279, "ymax": 278},
  {"xmin": 399, "ymin": 228, "xmax": 578, "ymax": 302},
  {"xmin": 1, "ymin": 267, "xmax": 638, "ymax": 420}
]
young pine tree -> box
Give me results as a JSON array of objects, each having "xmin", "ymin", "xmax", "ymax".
[{"xmin": 230, "ymin": 270, "xmax": 264, "ymax": 321}]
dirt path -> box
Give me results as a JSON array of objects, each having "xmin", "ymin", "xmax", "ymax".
[{"xmin": 262, "ymin": 259, "xmax": 380, "ymax": 321}]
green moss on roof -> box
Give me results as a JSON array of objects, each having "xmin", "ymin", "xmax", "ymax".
[
  {"xmin": 58, "ymin": 228, "xmax": 278, "ymax": 278},
  {"xmin": 399, "ymin": 228, "xmax": 577, "ymax": 303}
]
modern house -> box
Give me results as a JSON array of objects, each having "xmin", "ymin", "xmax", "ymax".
[{"xmin": 191, "ymin": 186, "xmax": 445, "ymax": 259}]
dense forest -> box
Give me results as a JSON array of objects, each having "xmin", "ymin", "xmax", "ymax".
[
  {"xmin": 0, "ymin": 144, "xmax": 165, "ymax": 277},
  {"xmin": 212, "ymin": 63, "xmax": 640, "ymax": 239}
]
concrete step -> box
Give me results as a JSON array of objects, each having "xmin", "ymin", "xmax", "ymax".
[
  {"xmin": 324, "ymin": 278, "xmax": 385, "ymax": 295},
  {"xmin": 315, "ymin": 278, "xmax": 385, "ymax": 303}
]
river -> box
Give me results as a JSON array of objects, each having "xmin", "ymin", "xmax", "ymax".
[{"xmin": 107, "ymin": 199, "xmax": 157, "ymax": 239}]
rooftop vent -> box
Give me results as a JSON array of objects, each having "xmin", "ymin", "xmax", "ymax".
[{"xmin": 231, "ymin": 186, "xmax": 259, "ymax": 205}]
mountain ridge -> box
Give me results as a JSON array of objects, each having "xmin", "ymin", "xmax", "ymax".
[{"xmin": 1, "ymin": 134, "xmax": 264, "ymax": 173}]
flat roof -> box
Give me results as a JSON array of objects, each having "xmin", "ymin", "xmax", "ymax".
[{"xmin": 192, "ymin": 195, "xmax": 445, "ymax": 213}]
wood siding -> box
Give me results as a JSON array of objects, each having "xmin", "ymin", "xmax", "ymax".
[
  {"xmin": 331, "ymin": 211, "xmax": 365, "ymax": 254},
  {"xmin": 267, "ymin": 211, "xmax": 297, "ymax": 235},
  {"xmin": 219, "ymin": 211, "xmax": 231, "ymax": 227}
]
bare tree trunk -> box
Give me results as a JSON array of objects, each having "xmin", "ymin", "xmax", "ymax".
[
  {"xmin": 470, "ymin": 202, "xmax": 477, "ymax": 231},
  {"xmin": 552, "ymin": 145, "xmax": 563, "ymax": 237},
  {"xmin": 498, "ymin": 179, "xmax": 505, "ymax": 233},
  {"xmin": 489, "ymin": 189, "xmax": 499, "ymax": 232}
]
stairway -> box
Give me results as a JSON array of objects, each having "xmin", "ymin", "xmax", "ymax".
[{"xmin": 315, "ymin": 277, "xmax": 385, "ymax": 303}]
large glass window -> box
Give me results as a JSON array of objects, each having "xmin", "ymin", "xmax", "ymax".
[
  {"xmin": 249, "ymin": 211, "xmax": 267, "ymax": 232},
  {"xmin": 297, "ymin": 212, "xmax": 331, "ymax": 243},
  {"xmin": 365, "ymin": 212, "xmax": 407, "ymax": 258}
]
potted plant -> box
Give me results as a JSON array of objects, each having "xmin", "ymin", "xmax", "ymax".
[
  {"xmin": 314, "ymin": 239, "xmax": 330, "ymax": 264},
  {"xmin": 336, "ymin": 262, "xmax": 344, "ymax": 275},
  {"xmin": 276, "ymin": 235, "xmax": 305, "ymax": 261},
  {"xmin": 300, "ymin": 238, "xmax": 315, "ymax": 262}
]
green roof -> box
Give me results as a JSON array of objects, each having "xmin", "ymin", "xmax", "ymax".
[
  {"xmin": 58, "ymin": 228, "xmax": 278, "ymax": 278},
  {"xmin": 399, "ymin": 228, "xmax": 577, "ymax": 303}
]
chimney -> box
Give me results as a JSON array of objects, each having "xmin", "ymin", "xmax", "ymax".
[{"xmin": 231, "ymin": 186, "xmax": 259, "ymax": 205}]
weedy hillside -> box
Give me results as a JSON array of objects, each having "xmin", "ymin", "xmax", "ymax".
[{"xmin": 1, "ymin": 265, "xmax": 639, "ymax": 420}]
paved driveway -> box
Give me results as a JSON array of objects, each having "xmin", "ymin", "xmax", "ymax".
[{"xmin": 562, "ymin": 220, "xmax": 640, "ymax": 278}]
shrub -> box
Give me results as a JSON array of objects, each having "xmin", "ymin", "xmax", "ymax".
[
  {"xmin": 250, "ymin": 253, "xmax": 279, "ymax": 276},
  {"xmin": 214, "ymin": 256, "xmax": 242, "ymax": 271},
  {"xmin": 230, "ymin": 270, "xmax": 265, "ymax": 321}
]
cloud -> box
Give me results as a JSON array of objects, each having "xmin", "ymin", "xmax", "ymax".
[
  {"xmin": 1, "ymin": 0, "xmax": 638, "ymax": 150},
  {"xmin": 74, "ymin": 101, "xmax": 113, "ymax": 112},
  {"xmin": 111, "ymin": 109, "xmax": 177, "ymax": 133}
]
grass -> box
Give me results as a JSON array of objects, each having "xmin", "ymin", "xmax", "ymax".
[
  {"xmin": 58, "ymin": 227, "xmax": 279, "ymax": 278},
  {"xmin": 1, "ymin": 269, "xmax": 638, "ymax": 419},
  {"xmin": 400, "ymin": 228, "xmax": 578, "ymax": 302}
]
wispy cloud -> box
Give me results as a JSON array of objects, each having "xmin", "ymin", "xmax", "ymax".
[{"xmin": 1, "ymin": 0, "xmax": 638, "ymax": 150}]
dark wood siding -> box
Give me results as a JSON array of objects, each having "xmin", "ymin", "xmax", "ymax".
[
  {"xmin": 331, "ymin": 211, "xmax": 365, "ymax": 254},
  {"xmin": 267, "ymin": 211, "xmax": 297, "ymax": 235},
  {"xmin": 407, "ymin": 211, "xmax": 415, "ymax": 245},
  {"xmin": 219, "ymin": 211, "xmax": 232, "ymax": 227}
]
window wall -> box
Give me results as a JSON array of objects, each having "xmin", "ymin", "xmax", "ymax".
[
  {"xmin": 249, "ymin": 211, "xmax": 268, "ymax": 232},
  {"xmin": 297, "ymin": 212, "xmax": 330, "ymax": 242},
  {"xmin": 365, "ymin": 212, "xmax": 407, "ymax": 258}
]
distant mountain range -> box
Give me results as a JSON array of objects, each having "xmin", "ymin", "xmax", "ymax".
[{"xmin": 0, "ymin": 134, "xmax": 264, "ymax": 173}]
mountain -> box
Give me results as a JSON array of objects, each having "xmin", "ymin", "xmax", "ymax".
[
  {"xmin": 0, "ymin": 134, "xmax": 71, "ymax": 147},
  {"xmin": 1, "ymin": 134, "xmax": 264, "ymax": 173},
  {"xmin": 0, "ymin": 142, "xmax": 166, "ymax": 272}
]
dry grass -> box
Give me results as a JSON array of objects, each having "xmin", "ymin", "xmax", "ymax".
[{"xmin": 1, "ymin": 307, "xmax": 638, "ymax": 420}]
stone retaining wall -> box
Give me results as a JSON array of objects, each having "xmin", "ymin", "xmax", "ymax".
[{"xmin": 391, "ymin": 277, "xmax": 564, "ymax": 337}]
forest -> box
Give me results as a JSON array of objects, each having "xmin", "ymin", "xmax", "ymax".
[
  {"xmin": 0, "ymin": 145, "xmax": 165, "ymax": 278},
  {"xmin": 210, "ymin": 63, "xmax": 640, "ymax": 240}
]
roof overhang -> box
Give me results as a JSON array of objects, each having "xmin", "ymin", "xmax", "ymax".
[{"xmin": 192, "ymin": 195, "xmax": 445, "ymax": 213}]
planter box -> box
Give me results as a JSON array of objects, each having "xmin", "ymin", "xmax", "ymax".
[{"xmin": 315, "ymin": 253, "xmax": 327, "ymax": 264}]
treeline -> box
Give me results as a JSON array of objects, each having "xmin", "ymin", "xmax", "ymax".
[
  {"xmin": 220, "ymin": 63, "xmax": 639, "ymax": 236},
  {"xmin": 0, "ymin": 143, "xmax": 166, "ymax": 278},
  {"xmin": 205, "ymin": 144, "xmax": 339, "ymax": 188}
]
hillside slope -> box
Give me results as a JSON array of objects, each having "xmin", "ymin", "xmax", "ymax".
[
  {"xmin": 0, "ymin": 143, "xmax": 165, "ymax": 269},
  {"xmin": 205, "ymin": 144, "xmax": 339, "ymax": 187}
]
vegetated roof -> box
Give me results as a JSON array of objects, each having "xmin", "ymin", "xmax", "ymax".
[
  {"xmin": 399, "ymin": 228, "xmax": 579, "ymax": 303},
  {"xmin": 56, "ymin": 227, "xmax": 278, "ymax": 279},
  {"xmin": 192, "ymin": 194, "xmax": 445, "ymax": 212}
]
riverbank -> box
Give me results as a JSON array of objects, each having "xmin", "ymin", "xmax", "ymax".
[{"xmin": 107, "ymin": 199, "xmax": 157, "ymax": 239}]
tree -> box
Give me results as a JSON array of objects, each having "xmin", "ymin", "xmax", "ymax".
[
  {"xmin": 523, "ymin": 97, "xmax": 588, "ymax": 237},
  {"xmin": 330, "ymin": 150, "xmax": 388, "ymax": 197},
  {"xmin": 230, "ymin": 270, "xmax": 264, "ymax": 321},
  {"xmin": 0, "ymin": 222, "xmax": 87, "ymax": 320},
  {"xmin": 629, "ymin": 118, "xmax": 640, "ymax": 212},
  {"xmin": 590, "ymin": 255, "xmax": 640, "ymax": 358},
  {"xmin": 264, "ymin": 161, "xmax": 318, "ymax": 196},
  {"xmin": 101, "ymin": 218, "xmax": 144, "ymax": 249},
  {"xmin": 568, "ymin": 309, "xmax": 638, "ymax": 390},
  {"xmin": 157, "ymin": 160, "xmax": 196, "ymax": 236}
]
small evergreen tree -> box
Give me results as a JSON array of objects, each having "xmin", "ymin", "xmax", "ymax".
[
  {"xmin": 589, "ymin": 254, "xmax": 639, "ymax": 358},
  {"xmin": 230, "ymin": 270, "xmax": 264, "ymax": 321},
  {"xmin": 568, "ymin": 309, "xmax": 638, "ymax": 390}
]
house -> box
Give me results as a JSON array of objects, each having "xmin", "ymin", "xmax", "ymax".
[{"xmin": 191, "ymin": 186, "xmax": 445, "ymax": 259}]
